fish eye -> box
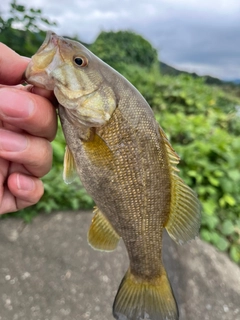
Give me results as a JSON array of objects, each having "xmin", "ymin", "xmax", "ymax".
[{"xmin": 74, "ymin": 56, "xmax": 88, "ymax": 67}]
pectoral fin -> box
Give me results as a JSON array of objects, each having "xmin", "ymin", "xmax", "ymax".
[
  {"xmin": 63, "ymin": 146, "xmax": 76, "ymax": 184},
  {"xmin": 88, "ymin": 207, "xmax": 120, "ymax": 251},
  {"xmin": 165, "ymin": 173, "xmax": 201, "ymax": 245},
  {"xmin": 82, "ymin": 133, "xmax": 114, "ymax": 167}
]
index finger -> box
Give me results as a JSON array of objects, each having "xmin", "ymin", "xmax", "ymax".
[
  {"xmin": 0, "ymin": 87, "xmax": 57, "ymax": 141},
  {"xmin": 0, "ymin": 43, "xmax": 30, "ymax": 85}
]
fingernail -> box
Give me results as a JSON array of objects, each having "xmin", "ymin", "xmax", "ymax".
[
  {"xmin": 17, "ymin": 174, "xmax": 34, "ymax": 191},
  {"xmin": 0, "ymin": 130, "xmax": 28, "ymax": 151},
  {"xmin": 0, "ymin": 88, "xmax": 35, "ymax": 118}
]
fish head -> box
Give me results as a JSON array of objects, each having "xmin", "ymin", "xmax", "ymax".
[{"xmin": 25, "ymin": 31, "xmax": 117, "ymax": 127}]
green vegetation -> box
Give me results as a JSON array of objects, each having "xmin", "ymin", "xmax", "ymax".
[
  {"xmin": 159, "ymin": 62, "xmax": 224, "ymax": 85},
  {"xmin": 1, "ymin": 1, "xmax": 239, "ymax": 264},
  {"xmin": 90, "ymin": 30, "xmax": 159, "ymax": 70},
  {"xmin": 0, "ymin": 0, "xmax": 56, "ymax": 56}
]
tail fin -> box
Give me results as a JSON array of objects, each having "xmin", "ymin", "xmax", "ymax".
[{"xmin": 113, "ymin": 267, "xmax": 179, "ymax": 320}]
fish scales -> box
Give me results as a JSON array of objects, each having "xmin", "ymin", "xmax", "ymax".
[
  {"xmin": 60, "ymin": 101, "xmax": 169, "ymax": 277},
  {"xmin": 25, "ymin": 31, "xmax": 201, "ymax": 320},
  {"xmin": 63, "ymin": 105, "xmax": 170, "ymax": 276}
]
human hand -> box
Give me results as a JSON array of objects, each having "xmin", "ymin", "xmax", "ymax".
[{"xmin": 0, "ymin": 43, "xmax": 57, "ymax": 214}]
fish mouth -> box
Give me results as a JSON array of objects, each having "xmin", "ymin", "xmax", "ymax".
[
  {"xmin": 24, "ymin": 32, "xmax": 60, "ymax": 89},
  {"xmin": 36, "ymin": 31, "xmax": 59, "ymax": 53},
  {"xmin": 41, "ymin": 31, "xmax": 73, "ymax": 63}
]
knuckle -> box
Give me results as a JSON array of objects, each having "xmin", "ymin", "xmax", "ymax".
[{"xmin": 26, "ymin": 138, "xmax": 53, "ymax": 177}]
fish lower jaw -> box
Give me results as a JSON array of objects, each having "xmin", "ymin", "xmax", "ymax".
[
  {"xmin": 28, "ymin": 74, "xmax": 55, "ymax": 90},
  {"xmin": 26, "ymin": 77, "xmax": 46, "ymax": 89}
]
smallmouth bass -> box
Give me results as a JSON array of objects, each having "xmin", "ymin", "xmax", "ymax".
[{"xmin": 25, "ymin": 32, "xmax": 201, "ymax": 320}]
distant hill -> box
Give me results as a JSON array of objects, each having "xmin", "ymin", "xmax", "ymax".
[
  {"xmin": 159, "ymin": 62, "xmax": 240, "ymax": 98},
  {"xmin": 231, "ymin": 79, "xmax": 240, "ymax": 84},
  {"xmin": 160, "ymin": 62, "xmax": 223, "ymax": 85}
]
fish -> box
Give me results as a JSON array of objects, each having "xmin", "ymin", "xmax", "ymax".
[{"xmin": 25, "ymin": 31, "xmax": 201, "ymax": 320}]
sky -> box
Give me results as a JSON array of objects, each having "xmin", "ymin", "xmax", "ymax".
[{"xmin": 1, "ymin": 0, "xmax": 240, "ymax": 80}]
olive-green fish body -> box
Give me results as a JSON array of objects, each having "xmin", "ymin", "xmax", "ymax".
[
  {"xmin": 60, "ymin": 96, "xmax": 170, "ymax": 276},
  {"xmin": 25, "ymin": 32, "xmax": 201, "ymax": 320}
]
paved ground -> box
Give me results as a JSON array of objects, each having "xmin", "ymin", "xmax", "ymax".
[{"xmin": 0, "ymin": 211, "xmax": 239, "ymax": 320}]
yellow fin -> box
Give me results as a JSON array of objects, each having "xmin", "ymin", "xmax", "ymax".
[
  {"xmin": 159, "ymin": 126, "xmax": 201, "ymax": 244},
  {"xmin": 159, "ymin": 126, "xmax": 180, "ymax": 171},
  {"xmin": 166, "ymin": 173, "xmax": 201, "ymax": 245},
  {"xmin": 88, "ymin": 207, "xmax": 120, "ymax": 252},
  {"xmin": 63, "ymin": 146, "xmax": 76, "ymax": 184},
  {"xmin": 82, "ymin": 133, "xmax": 114, "ymax": 167},
  {"xmin": 113, "ymin": 267, "xmax": 179, "ymax": 320}
]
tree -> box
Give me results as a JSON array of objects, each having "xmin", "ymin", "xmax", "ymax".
[
  {"xmin": 90, "ymin": 30, "xmax": 159, "ymax": 70},
  {"xmin": 0, "ymin": 0, "xmax": 56, "ymax": 56}
]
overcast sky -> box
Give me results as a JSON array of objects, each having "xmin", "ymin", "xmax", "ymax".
[{"xmin": 1, "ymin": 0, "xmax": 240, "ymax": 80}]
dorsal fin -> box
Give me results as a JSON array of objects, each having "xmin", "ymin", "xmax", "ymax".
[
  {"xmin": 159, "ymin": 127, "xmax": 201, "ymax": 244},
  {"xmin": 165, "ymin": 173, "xmax": 201, "ymax": 244},
  {"xmin": 159, "ymin": 126, "xmax": 180, "ymax": 171}
]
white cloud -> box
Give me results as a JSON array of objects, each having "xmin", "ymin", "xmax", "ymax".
[{"xmin": 1, "ymin": 0, "xmax": 240, "ymax": 79}]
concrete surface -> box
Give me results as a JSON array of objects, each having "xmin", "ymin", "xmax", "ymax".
[{"xmin": 0, "ymin": 211, "xmax": 239, "ymax": 320}]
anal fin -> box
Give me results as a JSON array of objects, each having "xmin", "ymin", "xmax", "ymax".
[
  {"xmin": 88, "ymin": 207, "xmax": 120, "ymax": 252},
  {"xmin": 166, "ymin": 173, "xmax": 201, "ymax": 245}
]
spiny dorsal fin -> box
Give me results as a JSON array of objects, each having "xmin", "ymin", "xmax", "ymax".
[
  {"xmin": 63, "ymin": 146, "xmax": 76, "ymax": 184},
  {"xmin": 88, "ymin": 207, "xmax": 120, "ymax": 252},
  {"xmin": 159, "ymin": 126, "xmax": 180, "ymax": 171}
]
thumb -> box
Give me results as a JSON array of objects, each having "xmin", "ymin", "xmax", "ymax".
[{"xmin": 0, "ymin": 43, "xmax": 30, "ymax": 85}]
